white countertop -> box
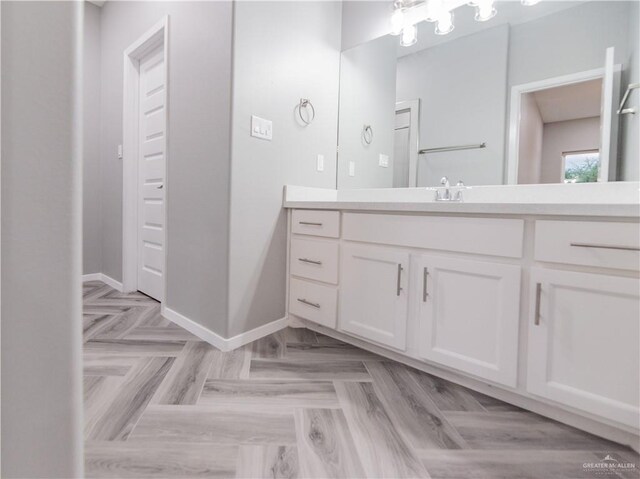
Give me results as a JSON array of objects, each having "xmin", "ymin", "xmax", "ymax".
[{"xmin": 283, "ymin": 183, "xmax": 640, "ymax": 218}]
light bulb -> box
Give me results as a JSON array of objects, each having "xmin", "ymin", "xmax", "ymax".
[
  {"xmin": 390, "ymin": 8, "xmax": 405, "ymax": 36},
  {"xmin": 521, "ymin": 0, "xmax": 540, "ymax": 5},
  {"xmin": 435, "ymin": 11, "xmax": 454, "ymax": 35},
  {"xmin": 475, "ymin": 0, "xmax": 496, "ymax": 21},
  {"xmin": 400, "ymin": 24, "xmax": 417, "ymax": 46}
]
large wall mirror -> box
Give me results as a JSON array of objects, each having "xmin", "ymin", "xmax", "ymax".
[{"xmin": 337, "ymin": 1, "xmax": 639, "ymax": 189}]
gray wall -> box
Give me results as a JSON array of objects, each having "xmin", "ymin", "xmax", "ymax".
[
  {"xmin": 228, "ymin": 1, "xmax": 341, "ymax": 336},
  {"xmin": 397, "ymin": 25, "xmax": 509, "ymax": 186},
  {"xmin": 338, "ymin": 34, "xmax": 397, "ymax": 189},
  {"xmin": 1, "ymin": 2, "xmax": 84, "ymax": 476},
  {"xmin": 508, "ymin": 1, "xmax": 638, "ymax": 181},
  {"xmin": 84, "ymin": 2, "xmax": 102, "ymax": 274},
  {"xmin": 341, "ymin": 0, "xmax": 392, "ymax": 51},
  {"xmin": 98, "ymin": 2, "xmax": 234, "ymax": 336}
]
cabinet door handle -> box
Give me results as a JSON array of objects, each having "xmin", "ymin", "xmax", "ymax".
[
  {"xmin": 299, "ymin": 258, "xmax": 322, "ymax": 265},
  {"xmin": 534, "ymin": 283, "xmax": 542, "ymax": 326},
  {"xmin": 570, "ymin": 242, "xmax": 640, "ymax": 252},
  {"xmin": 299, "ymin": 221, "xmax": 323, "ymax": 226},
  {"xmin": 423, "ymin": 267, "xmax": 429, "ymax": 302},
  {"xmin": 297, "ymin": 298, "xmax": 320, "ymax": 309},
  {"xmin": 397, "ymin": 264, "xmax": 403, "ymax": 296}
]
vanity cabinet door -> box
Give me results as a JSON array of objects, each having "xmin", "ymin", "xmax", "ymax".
[
  {"xmin": 416, "ymin": 255, "xmax": 521, "ymax": 387},
  {"xmin": 340, "ymin": 244, "xmax": 409, "ymax": 350},
  {"xmin": 527, "ymin": 268, "xmax": 640, "ymax": 428}
]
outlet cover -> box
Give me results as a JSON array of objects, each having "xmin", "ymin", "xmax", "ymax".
[
  {"xmin": 348, "ymin": 161, "xmax": 355, "ymax": 177},
  {"xmin": 379, "ymin": 154, "xmax": 389, "ymax": 168},
  {"xmin": 317, "ymin": 154, "xmax": 324, "ymax": 172}
]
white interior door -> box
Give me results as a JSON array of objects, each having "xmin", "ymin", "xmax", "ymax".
[
  {"xmin": 598, "ymin": 46, "xmax": 620, "ymax": 182},
  {"xmin": 393, "ymin": 110, "xmax": 411, "ymax": 188},
  {"xmin": 137, "ymin": 46, "xmax": 166, "ymax": 301}
]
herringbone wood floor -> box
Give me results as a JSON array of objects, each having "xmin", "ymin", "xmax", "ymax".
[{"xmin": 83, "ymin": 281, "xmax": 639, "ymax": 478}]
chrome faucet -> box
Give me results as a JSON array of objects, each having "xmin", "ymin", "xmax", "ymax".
[
  {"xmin": 435, "ymin": 176, "xmax": 451, "ymax": 201},
  {"xmin": 435, "ymin": 177, "xmax": 466, "ymax": 202}
]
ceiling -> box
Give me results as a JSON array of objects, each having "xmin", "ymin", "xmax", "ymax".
[
  {"xmin": 532, "ymin": 78, "xmax": 602, "ymax": 123},
  {"xmin": 397, "ymin": 1, "xmax": 587, "ymax": 57}
]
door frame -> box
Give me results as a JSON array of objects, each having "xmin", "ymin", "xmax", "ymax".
[
  {"xmin": 395, "ymin": 99, "xmax": 420, "ymax": 187},
  {"xmin": 122, "ymin": 16, "xmax": 169, "ymax": 295},
  {"xmin": 506, "ymin": 65, "xmax": 619, "ymax": 185}
]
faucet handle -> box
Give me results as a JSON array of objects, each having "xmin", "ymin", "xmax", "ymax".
[
  {"xmin": 440, "ymin": 176, "xmax": 449, "ymax": 187},
  {"xmin": 456, "ymin": 180, "xmax": 465, "ymax": 187}
]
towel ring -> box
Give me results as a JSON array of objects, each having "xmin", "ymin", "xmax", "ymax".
[
  {"xmin": 298, "ymin": 98, "xmax": 315, "ymax": 125},
  {"xmin": 363, "ymin": 124, "xmax": 373, "ymax": 145}
]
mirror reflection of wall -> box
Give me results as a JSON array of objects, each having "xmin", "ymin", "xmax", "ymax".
[
  {"xmin": 337, "ymin": 1, "xmax": 640, "ymax": 189},
  {"xmin": 518, "ymin": 79, "xmax": 603, "ymax": 184}
]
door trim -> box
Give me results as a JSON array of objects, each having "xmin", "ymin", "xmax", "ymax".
[
  {"xmin": 395, "ymin": 99, "xmax": 420, "ymax": 187},
  {"xmin": 122, "ymin": 16, "xmax": 169, "ymax": 296},
  {"xmin": 505, "ymin": 65, "xmax": 620, "ymax": 185}
]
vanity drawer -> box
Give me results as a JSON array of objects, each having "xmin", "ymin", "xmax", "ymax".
[
  {"xmin": 342, "ymin": 213, "xmax": 524, "ymax": 258},
  {"xmin": 290, "ymin": 238, "xmax": 339, "ymax": 284},
  {"xmin": 535, "ymin": 220, "xmax": 640, "ymax": 271},
  {"xmin": 289, "ymin": 278, "xmax": 338, "ymax": 328},
  {"xmin": 292, "ymin": 210, "xmax": 340, "ymax": 238}
]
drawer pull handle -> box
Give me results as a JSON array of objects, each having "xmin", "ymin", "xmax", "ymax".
[
  {"xmin": 423, "ymin": 267, "xmax": 429, "ymax": 302},
  {"xmin": 534, "ymin": 283, "xmax": 542, "ymax": 326},
  {"xmin": 397, "ymin": 264, "xmax": 403, "ymax": 296},
  {"xmin": 569, "ymin": 242, "xmax": 640, "ymax": 252},
  {"xmin": 297, "ymin": 298, "xmax": 320, "ymax": 309},
  {"xmin": 299, "ymin": 258, "xmax": 322, "ymax": 265},
  {"xmin": 299, "ymin": 221, "xmax": 323, "ymax": 226}
]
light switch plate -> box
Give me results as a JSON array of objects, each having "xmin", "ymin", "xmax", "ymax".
[
  {"xmin": 348, "ymin": 161, "xmax": 355, "ymax": 177},
  {"xmin": 379, "ymin": 154, "xmax": 389, "ymax": 168},
  {"xmin": 250, "ymin": 115, "xmax": 273, "ymax": 141},
  {"xmin": 316, "ymin": 154, "xmax": 324, "ymax": 172},
  {"xmin": 117, "ymin": 144, "xmax": 123, "ymax": 160}
]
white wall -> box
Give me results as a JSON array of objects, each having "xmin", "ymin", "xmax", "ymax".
[
  {"xmin": 396, "ymin": 25, "xmax": 509, "ymax": 186},
  {"xmin": 97, "ymin": 2, "xmax": 234, "ymax": 336},
  {"xmin": 341, "ymin": 0, "xmax": 393, "ymax": 51},
  {"xmin": 229, "ymin": 1, "xmax": 341, "ymax": 336},
  {"xmin": 540, "ymin": 116, "xmax": 601, "ymax": 183},
  {"xmin": 517, "ymin": 92, "xmax": 544, "ymax": 184},
  {"xmin": 83, "ymin": 2, "xmax": 102, "ymax": 274},
  {"xmin": 1, "ymin": 2, "xmax": 83, "ymax": 476},
  {"xmin": 337, "ymin": 34, "xmax": 397, "ymax": 189}
]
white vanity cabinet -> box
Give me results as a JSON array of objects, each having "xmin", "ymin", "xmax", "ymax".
[
  {"xmin": 340, "ymin": 244, "xmax": 409, "ymax": 350},
  {"xmin": 526, "ymin": 220, "xmax": 640, "ymax": 428},
  {"xmin": 415, "ymin": 255, "xmax": 521, "ymax": 387},
  {"xmin": 286, "ymin": 207, "xmax": 640, "ymax": 444}
]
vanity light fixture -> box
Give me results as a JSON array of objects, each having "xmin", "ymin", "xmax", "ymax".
[
  {"xmin": 472, "ymin": 0, "xmax": 497, "ymax": 22},
  {"xmin": 435, "ymin": 11, "xmax": 454, "ymax": 35},
  {"xmin": 392, "ymin": 0, "xmax": 541, "ymax": 45},
  {"xmin": 390, "ymin": 3, "xmax": 406, "ymax": 35},
  {"xmin": 401, "ymin": 24, "xmax": 418, "ymax": 46}
]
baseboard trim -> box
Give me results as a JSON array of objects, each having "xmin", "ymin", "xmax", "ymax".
[
  {"xmin": 161, "ymin": 306, "xmax": 288, "ymax": 352},
  {"xmin": 226, "ymin": 316, "xmax": 289, "ymax": 351},
  {"xmin": 162, "ymin": 306, "xmax": 228, "ymax": 350},
  {"xmin": 82, "ymin": 273, "xmax": 123, "ymax": 292}
]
